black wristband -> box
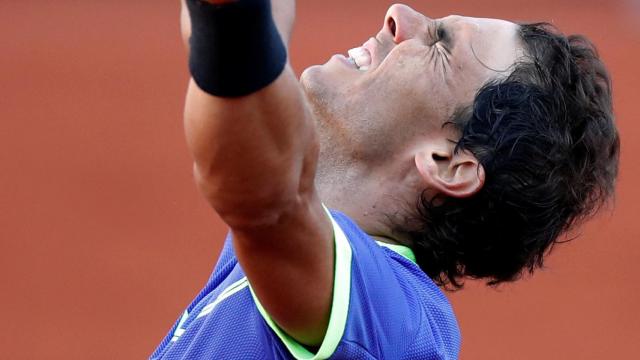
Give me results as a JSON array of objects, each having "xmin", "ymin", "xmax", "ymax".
[{"xmin": 186, "ymin": 0, "xmax": 287, "ymax": 97}]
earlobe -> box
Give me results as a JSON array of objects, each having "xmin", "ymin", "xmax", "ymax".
[{"xmin": 415, "ymin": 149, "xmax": 485, "ymax": 199}]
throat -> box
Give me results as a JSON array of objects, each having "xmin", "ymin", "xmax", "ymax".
[
  {"xmin": 315, "ymin": 169, "xmax": 407, "ymax": 247},
  {"xmin": 315, "ymin": 148, "xmax": 422, "ymax": 248}
]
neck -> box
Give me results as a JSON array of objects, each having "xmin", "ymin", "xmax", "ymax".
[{"xmin": 315, "ymin": 152, "xmax": 420, "ymax": 247}]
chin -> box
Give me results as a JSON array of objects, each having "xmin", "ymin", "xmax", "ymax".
[
  {"xmin": 300, "ymin": 65, "xmax": 335, "ymax": 106},
  {"xmin": 301, "ymin": 62, "xmax": 334, "ymax": 86},
  {"xmin": 301, "ymin": 56, "xmax": 351, "ymax": 92},
  {"xmin": 300, "ymin": 65, "xmax": 319, "ymax": 92}
]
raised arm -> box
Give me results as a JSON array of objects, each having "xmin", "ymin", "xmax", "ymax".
[{"xmin": 180, "ymin": 0, "xmax": 334, "ymax": 346}]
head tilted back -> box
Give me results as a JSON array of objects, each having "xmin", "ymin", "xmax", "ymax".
[{"xmin": 401, "ymin": 23, "xmax": 620, "ymax": 289}]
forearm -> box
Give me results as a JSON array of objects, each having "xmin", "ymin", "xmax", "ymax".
[
  {"xmin": 178, "ymin": 2, "xmax": 335, "ymax": 346},
  {"xmin": 182, "ymin": 0, "xmax": 317, "ymax": 228},
  {"xmin": 185, "ymin": 70, "xmax": 318, "ymax": 228}
]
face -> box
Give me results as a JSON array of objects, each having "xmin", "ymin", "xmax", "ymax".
[{"xmin": 301, "ymin": 4, "xmax": 525, "ymax": 165}]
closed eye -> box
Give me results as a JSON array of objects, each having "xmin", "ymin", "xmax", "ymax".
[
  {"xmin": 434, "ymin": 21, "xmax": 452, "ymax": 56},
  {"xmin": 436, "ymin": 23, "xmax": 447, "ymax": 43}
]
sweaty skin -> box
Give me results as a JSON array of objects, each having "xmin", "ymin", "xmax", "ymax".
[{"xmin": 180, "ymin": 0, "xmax": 524, "ymax": 347}]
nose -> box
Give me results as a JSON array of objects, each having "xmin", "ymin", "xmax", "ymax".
[{"xmin": 384, "ymin": 4, "xmax": 429, "ymax": 43}]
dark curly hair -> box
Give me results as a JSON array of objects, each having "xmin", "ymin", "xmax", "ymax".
[{"xmin": 403, "ymin": 23, "xmax": 620, "ymax": 289}]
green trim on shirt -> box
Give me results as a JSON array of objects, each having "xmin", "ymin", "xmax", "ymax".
[
  {"xmin": 248, "ymin": 207, "xmax": 417, "ymax": 359},
  {"xmin": 376, "ymin": 241, "xmax": 417, "ymax": 264},
  {"xmin": 248, "ymin": 206, "xmax": 352, "ymax": 360}
]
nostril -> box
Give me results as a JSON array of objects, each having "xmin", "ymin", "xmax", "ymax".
[{"xmin": 387, "ymin": 17, "xmax": 396, "ymax": 37}]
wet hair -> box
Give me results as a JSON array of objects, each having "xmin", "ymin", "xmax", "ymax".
[{"xmin": 403, "ymin": 23, "xmax": 620, "ymax": 289}]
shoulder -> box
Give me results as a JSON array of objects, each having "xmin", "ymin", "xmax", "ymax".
[{"xmin": 328, "ymin": 209, "xmax": 461, "ymax": 359}]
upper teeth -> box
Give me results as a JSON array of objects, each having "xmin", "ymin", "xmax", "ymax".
[{"xmin": 348, "ymin": 47, "xmax": 371, "ymax": 71}]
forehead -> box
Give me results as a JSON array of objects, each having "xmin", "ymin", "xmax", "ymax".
[
  {"xmin": 441, "ymin": 15, "xmax": 519, "ymax": 35},
  {"xmin": 443, "ymin": 15, "xmax": 524, "ymax": 74}
]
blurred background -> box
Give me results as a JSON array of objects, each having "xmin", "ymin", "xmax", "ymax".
[{"xmin": 1, "ymin": 0, "xmax": 638, "ymax": 359}]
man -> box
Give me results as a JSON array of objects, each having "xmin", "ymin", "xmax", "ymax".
[{"xmin": 151, "ymin": 0, "xmax": 619, "ymax": 358}]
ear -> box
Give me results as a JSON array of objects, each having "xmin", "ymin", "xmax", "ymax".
[{"xmin": 414, "ymin": 142, "xmax": 485, "ymax": 199}]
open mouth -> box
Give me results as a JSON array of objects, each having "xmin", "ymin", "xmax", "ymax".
[{"xmin": 347, "ymin": 46, "xmax": 372, "ymax": 71}]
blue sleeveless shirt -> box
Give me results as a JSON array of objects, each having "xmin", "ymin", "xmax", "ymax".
[{"xmin": 150, "ymin": 209, "xmax": 461, "ymax": 359}]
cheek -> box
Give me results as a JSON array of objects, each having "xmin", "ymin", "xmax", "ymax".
[
  {"xmin": 354, "ymin": 66, "xmax": 452, "ymax": 126},
  {"xmin": 378, "ymin": 46, "xmax": 454, "ymax": 99},
  {"xmin": 383, "ymin": 45, "xmax": 434, "ymax": 80}
]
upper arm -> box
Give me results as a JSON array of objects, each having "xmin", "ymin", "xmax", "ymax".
[{"xmin": 234, "ymin": 198, "xmax": 334, "ymax": 347}]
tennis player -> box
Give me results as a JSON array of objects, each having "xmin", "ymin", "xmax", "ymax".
[{"xmin": 151, "ymin": 0, "xmax": 619, "ymax": 358}]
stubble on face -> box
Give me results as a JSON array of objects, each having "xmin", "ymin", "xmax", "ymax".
[
  {"xmin": 301, "ymin": 71, "xmax": 343, "ymax": 150},
  {"xmin": 302, "ymin": 12, "xmax": 525, "ymax": 184}
]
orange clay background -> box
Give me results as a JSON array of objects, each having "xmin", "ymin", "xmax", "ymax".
[{"xmin": 1, "ymin": 1, "xmax": 638, "ymax": 359}]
